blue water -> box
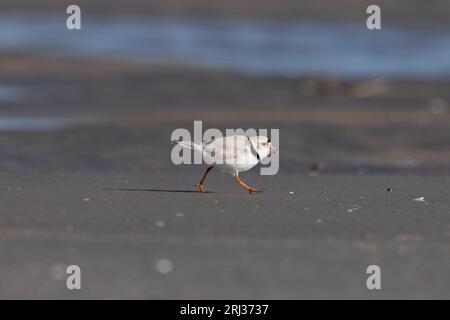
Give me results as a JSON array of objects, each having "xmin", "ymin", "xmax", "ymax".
[
  {"xmin": 0, "ymin": 85, "xmax": 25, "ymax": 103},
  {"xmin": 0, "ymin": 15, "xmax": 449, "ymax": 78},
  {"xmin": 0, "ymin": 116, "xmax": 104, "ymax": 131},
  {"xmin": 0, "ymin": 117, "xmax": 73, "ymax": 131}
]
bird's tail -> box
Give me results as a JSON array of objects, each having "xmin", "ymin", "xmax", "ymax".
[{"xmin": 172, "ymin": 139, "xmax": 204, "ymax": 153}]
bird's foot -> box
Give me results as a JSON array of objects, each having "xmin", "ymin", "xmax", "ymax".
[
  {"xmin": 195, "ymin": 183, "xmax": 207, "ymax": 193},
  {"xmin": 248, "ymin": 188, "xmax": 262, "ymax": 194}
]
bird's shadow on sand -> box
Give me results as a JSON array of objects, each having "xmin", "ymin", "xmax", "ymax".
[{"xmin": 103, "ymin": 188, "xmax": 214, "ymax": 194}]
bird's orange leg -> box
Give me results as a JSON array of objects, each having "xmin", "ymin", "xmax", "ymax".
[
  {"xmin": 235, "ymin": 175, "xmax": 262, "ymax": 194},
  {"xmin": 196, "ymin": 166, "xmax": 214, "ymax": 193}
]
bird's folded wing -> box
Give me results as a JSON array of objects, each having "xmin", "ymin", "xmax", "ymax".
[{"xmin": 204, "ymin": 136, "xmax": 254, "ymax": 163}]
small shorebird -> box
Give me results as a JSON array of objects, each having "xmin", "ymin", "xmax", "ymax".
[{"xmin": 174, "ymin": 135, "xmax": 277, "ymax": 194}]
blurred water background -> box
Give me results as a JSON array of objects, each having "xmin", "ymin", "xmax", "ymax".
[{"xmin": 0, "ymin": 14, "xmax": 449, "ymax": 79}]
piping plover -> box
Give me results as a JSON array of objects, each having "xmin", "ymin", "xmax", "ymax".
[{"xmin": 175, "ymin": 135, "xmax": 277, "ymax": 194}]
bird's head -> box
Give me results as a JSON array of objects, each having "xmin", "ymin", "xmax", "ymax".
[{"xmin": 249, "ymin": 136, "xmax": 277, "ymax": 160}]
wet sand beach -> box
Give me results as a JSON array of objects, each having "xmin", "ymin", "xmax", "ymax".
[{"xmin": 1, "ymin": 54, "xmax": 450, "ymax": 298}]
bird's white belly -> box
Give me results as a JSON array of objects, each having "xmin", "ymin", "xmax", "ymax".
[{"xmin": 216, "ymin": 155, "xmax": 259, "ymax": 175}]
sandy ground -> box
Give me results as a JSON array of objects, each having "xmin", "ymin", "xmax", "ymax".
[
  {"xmin": 1, "ymin": 171, "xmax": 450, "ymax": 299},
  {"xmin": 1, "ymin": 55, "xmax": 450, "ymax": 299}
]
